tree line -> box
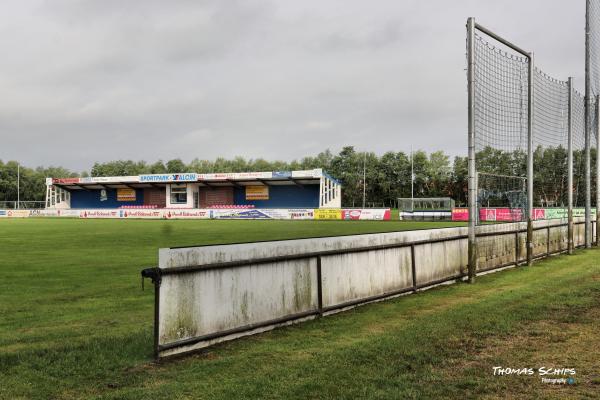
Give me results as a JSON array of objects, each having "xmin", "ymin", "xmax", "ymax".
[{"xmin": 0, "ymin": 145, "xmax": 595, "ymax": 208}]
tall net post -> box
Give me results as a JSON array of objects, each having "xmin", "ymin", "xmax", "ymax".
[
  {"xmin": 527, "ymin": 52, "xmax": 534, "ymax": 265},
  {"xmin": 597, "ymin": 95, "xmax": 600, "ymax": 245},
  {"xmin": 467, "ymin": 17, "xmax": 477, "ymax": 283},
  {"xmin": 568, "ymin": 77, "xmax": 574, "ymax": 253},
  {"xmin": 585, "ymin": 0, "xmax": 600, "ymax": 247},
  {"xmin": 593, "ymin": 0, "xmax": 600, "ymax": 246}
]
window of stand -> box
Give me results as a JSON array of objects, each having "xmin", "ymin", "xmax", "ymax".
[{"xmin": 170, "ymin": 184, "xmax": 187, "ymax": 204}]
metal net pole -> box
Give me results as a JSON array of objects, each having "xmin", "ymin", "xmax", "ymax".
[
  {"xmin": 568, "ymin": 77, "xmax": 574, "ymax": 253},
  {"xmin": 597, "ymin": 96, "xmax": 600, "ymax": 244},
  {"xmin": 584, "ymin": 0, "xmax": 600, "ymax": 247},
  {"xmin": 588, "ymin": 0, "xmax": 600, "ymax": 244},
  {"xmin": 467, "ymin": 17, "xmax": 477, "ymax": 283},
  {"xmin": 527, "ymin": 53, "xmax": 534, "ymax": 265}
]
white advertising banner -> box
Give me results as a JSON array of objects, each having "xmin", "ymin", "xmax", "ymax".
[
  {"xmin": 80, "ymin": 176, "xmax": 139, "ymax": 184},
  {"xmin": 139, "ymin": 173, "xmax": 197, "ymax": 183},
  {"xmin": 29, "ymin": 209, "xmax": 58, "ymax": 217},
  {"xmin": 57, "ymin": 209, "xmax": 81, "ymax": 217},
  {"xmin": 79, "ymin": 210, "xmax": 121, "ymax": 219},
  {"xmin": 120, "ymin": 209, "xmax": 165, "ymax": 219},
  {"xmin": 291, "ymin": 169, "xmax": 322, "ymax": 178},
  {"xmin": 164, "ymin": 210, "xmax": 211, "ymax": 219},
  {"xmin": 5, "ymin": 210, "xmax": 31, "ymax": 218},
  {"xmin": 341, "ymin": 209, "xmax": 391, "ymax": 221},
  {"xmin": 198, "ymin": 172, "xmax": 273, "ymax": 181},
  {"xmin": 210, "ymin": 209, "xmax": 277, "ymax": 219}
]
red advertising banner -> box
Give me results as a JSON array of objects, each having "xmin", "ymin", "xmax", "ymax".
[
  {"xmin": 533, "ymin": 208, "xmax": 546, "ymax": 220},
  {"xmin": 53, "ymin": 178, "xmax": 80, "ymax": 184},
  {"xmin": 479, "ymin": 208, "xmax": 523, "ymax": 222},
  {"xmin": 451, "ymin": 208, "xmax": 469, "ymax": 221}
]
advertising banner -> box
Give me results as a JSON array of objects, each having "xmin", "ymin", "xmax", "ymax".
[
  {"xmin": 52, "ymin": 178, "xmax": 80, "ymax": 184},
  {"xmin": 210, "ymin": 208, "xmax": 312, "ymax": 220},
  {"xmin": 289, "ymin": 209, "xmax": 315, "ymax": 220},
  {"xmin": 140, "ymin": 173, "xmax": 197, "ymax": 183},
  {"xmin": 291, "ymin": 169, "xmax": 322, "ymax": 178},
  {"xmin": 4, "ymin": 209, "xmax": 79, "ymax": 218},
  {"xmin": 341, "ymin": 209, "xmax": 391, "ymax": 221},
  {"xmin": 199, "ymin": 172, "xmax": 273, "ymax": 181},
  {"xmin": 80, "ymin": 176, "xmax": 138, "ymax": 184},
  {"xmin": 543, "ymin": 208, "xmax": 595, "ymax": 219},
  {"xmin": 6, "ymin": 210, "xmax": 31, "ymax": 218},
  {"xmin": 79, "ymin": 210, "xmax": 120, "ymax": 218},
  {"xmin": 29, "ymin": 209, "xmax": 58, "ymax": 217},
  {"xmin": 120, "ymin": 210, "xmax": 164, "ymax": 219},
  {"xmin": 479, "ymin": 208, "xmax": 523, "ymax": 222},
  {"xmin": 258, "ymin": 209, "xmax": 290, "ymax": 219},
  {"xmin": 211, "ymin": 209, "xmax": 274, "ymax": 219},
  {"xmin": 498, "ymin": 208, "xmax": 523, "ymax": 221},
  {"xmin": 314, "ymin": 209, "xmax": 342, "ymax": 220},
  {"xmin": 451, "ymin": 208, "xmax": 469, "ymax": 221},
  {"xmin": 57, "ymin": 209, "xmax": 81, "ymax": 217},
  {"xmin": 533, "ymin": 208, "xmax": 546, "ymax": 220},
  {"xmin": 272, "ymin": 171, "xmax": 292, "ymax": 179},
  {"xmin": 117, "ymin": 188, "xmax": 137, "ymax": 202},
  {"xmin": 245, "ymin": 186, "xmax": 269, "ymax": 200},
  {"xmin": 164, "ymin": 210, "xmax": 210, "ymax": 219},
  {"xmin": 28, "ymin": 209, "xmax": 78, "ymax": 217},
  {"xmin": 475, "ymin": 208, "xmax": 597, "ymax": 221}
]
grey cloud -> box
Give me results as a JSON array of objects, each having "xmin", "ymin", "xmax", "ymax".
[{"xmin": 0, "ymin": 0, "xmax": 589, "ymax": 170}]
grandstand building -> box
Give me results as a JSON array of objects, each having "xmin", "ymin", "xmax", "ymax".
[{"xmin": 45, "ymin": 169, "xmax": 341, "ymax": 210}]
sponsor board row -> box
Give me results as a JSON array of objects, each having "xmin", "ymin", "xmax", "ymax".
[
  {"xmin": 450, "ymin": 207, "xmax": 597, "ymax": 222},
  {"xmin": 1, "ymin": 208, "xmax": 391, "ymax": 220},
  {"xmin": 51, "ymin": 169, "xmax": 324, "ymax": 185},
  {"xmin": 79, "ymin": 208, "xmax": 391, "ymax": 220},
  {"xmin": 0, "ymin": 209, "xmax": 36, "ymax": 218}
]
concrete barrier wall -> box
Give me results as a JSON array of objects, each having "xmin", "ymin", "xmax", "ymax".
[
  {"xmin": 152, "ymin": 216, "xmax": 594, "ymax": 359},
  {"xmin": 320, "ymin": 248, "xmax": 413, "ymax": 309},
  {"xmin": 159, "ymin": 259, "xmax": 319, "ymax": 348}
]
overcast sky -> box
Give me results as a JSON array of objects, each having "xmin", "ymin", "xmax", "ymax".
[{"xmin": 0, "ymin": 0, "xmax": 587, "ymax": 171}]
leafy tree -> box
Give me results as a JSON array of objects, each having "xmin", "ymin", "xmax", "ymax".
[{"xmin": 2, "ymin": 146, "xmax": 590, "ymax": 208}]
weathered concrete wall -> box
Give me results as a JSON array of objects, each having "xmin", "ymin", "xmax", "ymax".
[
  {"xmin": 159, "ymin": 259, "xmax": 318, "ymax": 348},
  {"xmin": 320, "ymin": 248, "xmax": 413, "ymax": 308},
  {"xmin": 155, "ymin": 216, "xmax": 594, "ymax": 358},
  {"xmin": 415, "ymin": 239, "xmax": 466, "ymax": 283},
  {"xmin": 158, "ymin": 227, "xmax": 467, "ymax": 269}
]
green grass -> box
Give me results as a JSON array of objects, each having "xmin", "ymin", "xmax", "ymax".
[{"xmin": 1, "ymin": 218, "xmax": 598, "ymax": 399}]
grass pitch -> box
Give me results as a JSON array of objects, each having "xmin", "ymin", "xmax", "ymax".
[{"xmin": 1, "ymin": 218, "xmax": 599, "ymax": 399}]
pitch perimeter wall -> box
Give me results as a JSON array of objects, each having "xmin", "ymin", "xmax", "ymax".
[{"xmin": 147, "ymin": 216, "xmax": 594, "ymax": 359}]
